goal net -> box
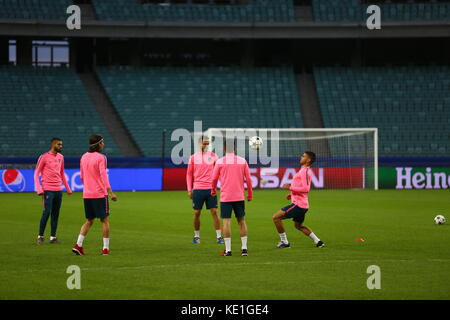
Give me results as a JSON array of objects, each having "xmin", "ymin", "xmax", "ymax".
[{"xmin": 204, "ymin": 128, "xmax": 378, "ymax": 190}]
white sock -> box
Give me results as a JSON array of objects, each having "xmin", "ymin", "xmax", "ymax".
[
  {"xmin": 216, "ymin": 229, "xmax": 222, "ymax": 238},
  {"xmin": 50, "ymin": 236, "xmax": 56, "ymax": 240},
  {"xmin": 194, "ymin": 230, "xmax": 200, "ymax": 238},
  {"xmin": 77, "ymin": 235, "xmax": 85, "ymax": 247},
  {"xmin": 103, "ymin": 238, "xmax": 109, "ymax": 250},
  {"xmin": 309, "ymin": 232, "xmax": 320, "ymax": 244},
  {"xmin": 279, "ymin": 232, "xmax": 288, "ymax": 244},
  {"xmin": 38, "ymin": 235, "xmax": 44, "ymax": 239},
  {"xmin": 224, "ymin": 237, "xmax": 231, "ymax": 252},
  {"xmin": 241, "ymin": 236, "xmax": 248, "ymax": 250}
]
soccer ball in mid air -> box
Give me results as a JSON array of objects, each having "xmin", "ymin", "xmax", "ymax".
[
  {"xmin": 434, "ymin": 215, "xmax": 446, "ymax": 225},
  {"xmin": 249, "ymin": 136, "xmax": 263, "ymax": 150}
]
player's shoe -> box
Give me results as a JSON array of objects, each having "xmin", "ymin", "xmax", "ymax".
[
  {"xmin": 316, "ymin": 240, "xmax": 325, "ymax": 248},
  {"xmin": 192, "ymin": 237, "xmax": 200, "ymax": 244},
  {"xmin": 49, "ymin": 238, "xmax": 61, "ymax": 244},
  {"xmin": 217, "ymin": 237, "xmax": 224, "ymax": 244},
  {"xmin": 102, "ymin": 248, "xmax": 109, "ymax": 255},
  {"xmin": 275, "ymin": 241, "xmax": 291, "ymax": 249},
  {"xmin": 72, "ymin": 244, "xmax": 85, "ymax": 255},
  {"xmin": 220, "ymin": 250, "xmax": 232, "ymax": 256},
  {"xmin": 241, "ymin": 249, "xmax": 248, "ymax": 256},
  {"xmin": 36, "ymin": 237, "xmax": 44, "ymax": 245}
]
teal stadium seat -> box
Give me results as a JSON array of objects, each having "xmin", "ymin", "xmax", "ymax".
[
  {"xmin": 96, "ymin": 66, "xmax": 303, "ymax": 157},
  {"xmin": 0, "ymin": 66, "xmax": 122, "ymax": 157},
  {"xmin": 92, "ymin": 0, "xmax": 294, "ymax": 22},
  {"xmin": 312, "ymin": 0, "xmax": 450, "ymax": 22},
  {"xmin": 0, "ymin": 0, "xmax": 72, "ymax": 20},
  {"xmin": 314, "ymin": 66, "xmax": 450, "ymax": 157}
]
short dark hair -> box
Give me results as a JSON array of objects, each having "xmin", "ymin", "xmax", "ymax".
[
  {"xmin": 305, "ymin": 151, "xmax": 316, "ymax": 165},
  {"xmin": 88, "ymin": 134, "xmax": 104, "ymax": 153},
  {"xmin": 50, "ymin": 137, "xmax": 62, "ymax": 144}
]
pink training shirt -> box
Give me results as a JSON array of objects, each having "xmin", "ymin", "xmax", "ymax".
[
  {"xmin": 34, "ymin": 151, "xmax": 71, "ymax": 195},
  {"xmin": 289, "ymin": 166, "xmax": 312, "ymax": 209},
  {"xmin": 211, "ymin": 153, "xmax": 253, "ymax": 202},
  {"xmin": 80, "ymin": 152, "xmax": 111, "ymax": 199},
  {"xmin": 186, "ymin": 151, "xmax": 218, "ymax": 191}
]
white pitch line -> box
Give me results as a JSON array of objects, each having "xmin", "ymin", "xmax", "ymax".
[{"xmin": 1, "ymin": 258, "xmax": 449, "ymax": 274}]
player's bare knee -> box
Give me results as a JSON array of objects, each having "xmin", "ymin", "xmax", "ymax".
[{"xmin": 193, "ymin": 210, "xmax": 201, "ymax": 217}]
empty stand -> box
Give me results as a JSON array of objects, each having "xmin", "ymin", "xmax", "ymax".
[
  {"xmin": 314, "ymin": 66, "xmax": 450, "ymax": 156},
  {"xmin": 0, "ymin": 66, "xmax": 122, "ymax": 157},
  {"xmin": 92, "ymin": 0, "xmax": 295, "ymax": 22},
  {"xmin": 96, "ymin": 66, "xmax": 303, "ymax": 157},
  {"xmin": 0, "ymin": 0, "xmax": 72, "ymax": 20},
  {"xmin": 312, "ymin": 0, "xmax": 450, "ymax": 22}
]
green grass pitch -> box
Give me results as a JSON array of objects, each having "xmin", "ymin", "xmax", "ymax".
[{"xmin": 0, "ymin": 189, "xmax": 449, "ymax": 300}]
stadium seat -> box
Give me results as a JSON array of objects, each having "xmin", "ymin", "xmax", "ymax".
[
  {"xmin": 314, "ymin": 66, "xmax": 450, "ymax": 157},
  {"xmin": 0, "ymin": 66, "xmax": 122, "ymax": 157},
  {"xmin": 95, "ymin": 66, "xmax": 303, "ymax": 157},
  {"xmin": 312, "ymin": 0, "xmax": 450, "ymax": 22},
  {"xmin": 91, "ymin": 0, "xmax": 294, "ymax": 22}
]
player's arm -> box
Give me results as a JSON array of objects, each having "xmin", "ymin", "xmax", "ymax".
[
  {"xmin": 99, "ymin": 157, "xmax": 117, "ymax": 201},
  {"xmin": 33, "ymin": 155, "xmax": 44, "ymax": 195},
  {"xmin": 211, "ymin": 164, "xmax": 221, "ymax": 196},
  {"xmin": 60, "ymin": 157, "xmax": 72, "ymax": 194},
  {"xmin": 244, "ymin": 163, "xmax": 253, "ymax": 201},
  {"xmin": 186, "ymin": 156, "xmax": 194, "ymax": 198}
]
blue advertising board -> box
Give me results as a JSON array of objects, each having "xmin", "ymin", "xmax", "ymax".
[{"xmin": 0, "ymin": 168, "xmax": 162, "ymax": 193}]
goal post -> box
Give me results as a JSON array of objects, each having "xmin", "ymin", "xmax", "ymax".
[{"xmin": 204, "ymin": 128, "xmax": 378, "ymax": 190}]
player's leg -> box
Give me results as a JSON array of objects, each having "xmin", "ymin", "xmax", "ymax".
[
  {"xmin": 220, "ymin": 202, "xmax": 232, "ymax": 256},
  {"xmin": 294, "ymin": 222, "xmax": 324, "ymax": 247},
  {"xmin": 191, "ymin": 190, "xmax": 203, "ymax": 243},
  {"xmin": 206, "ymin": 191, "xmax": 222, "ymax": 243},
  {"xmin": 101, "ymin": 216, "xmax": 110, "ymax": 255},
  {"xmin": 272, "ymin": 207, "xmax": 291, "ymax": 248},
  {"xmin": 222, "ymin": 218, "xmax": 232, "ymax": 255},
  {"xmin": 72, "ymin": 198, "xmax": 96, "ymax": 255},
  {"xmin": 79, "ymin": 218, "xmax": 95, "ymax": 236},
  {"xmin": 37, "ymin": 191, "xmax": 53, "ymax": 244},
  {"xmin": 192, "ymin": 209, "xmax": 201, "ymax": 243},
  {"xmin": 72, "ymin": 218, "xmax": 94, "ymax": 255},
  {"xmin": 49, "ymin": 191, "xmax": 62, "ymax": 243},
  {"xmin": 234, "ymin": 201, "xmax": 248, "ymax": 256}
]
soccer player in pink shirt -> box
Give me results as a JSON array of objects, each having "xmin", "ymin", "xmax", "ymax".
[
  {"xmin": 272, "ymin": 151, "xmax": 324, "ymax": 248},
  {"xmin": 186, "ymin": 136, "xmax": 223, "ymax": 244},
  {"xmin": 211, "ymin": 140, "xmax": 253, "ymax": 257},
  {"xmin": 72, "ymin": 135, "xmax": 117, "ymax": 256},
  {"xmin": 34, "ymin": 137, "xmax": 72, "ymax": 245}
]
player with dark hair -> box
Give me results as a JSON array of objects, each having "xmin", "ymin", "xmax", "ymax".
[
  {"xmin": 72, "ymin": 135, "xmax": 117, "ymax": 256},
  {"xmin": 272, "ymin": 151, "xmax": 324, "ymax": 248},
  {"xmin": 186, "ymin": 136, "xmax": 223, "ymax": 244},
  {"xmin": 34, "ymin": 137, "xmax": 72, "ymax": 245},
  {"xmin": 211, "ymin": 138, "xmax": 253, "ymax": 257}
]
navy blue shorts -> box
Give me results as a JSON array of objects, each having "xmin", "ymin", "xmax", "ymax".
[
  {"xmin": 84, "ymin": 196, "xmax": 109, "ymax": 220},
  {"xmin": 192, "ymin": 189, "xmax": 217, "ymax": 210},
  {"xmin": 220, "ymin": 201, "xmax": 245, "ymax": 219},
  {"xmin": 281, "ymin": 203, "xmax": 308, "ymax": 224}
]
